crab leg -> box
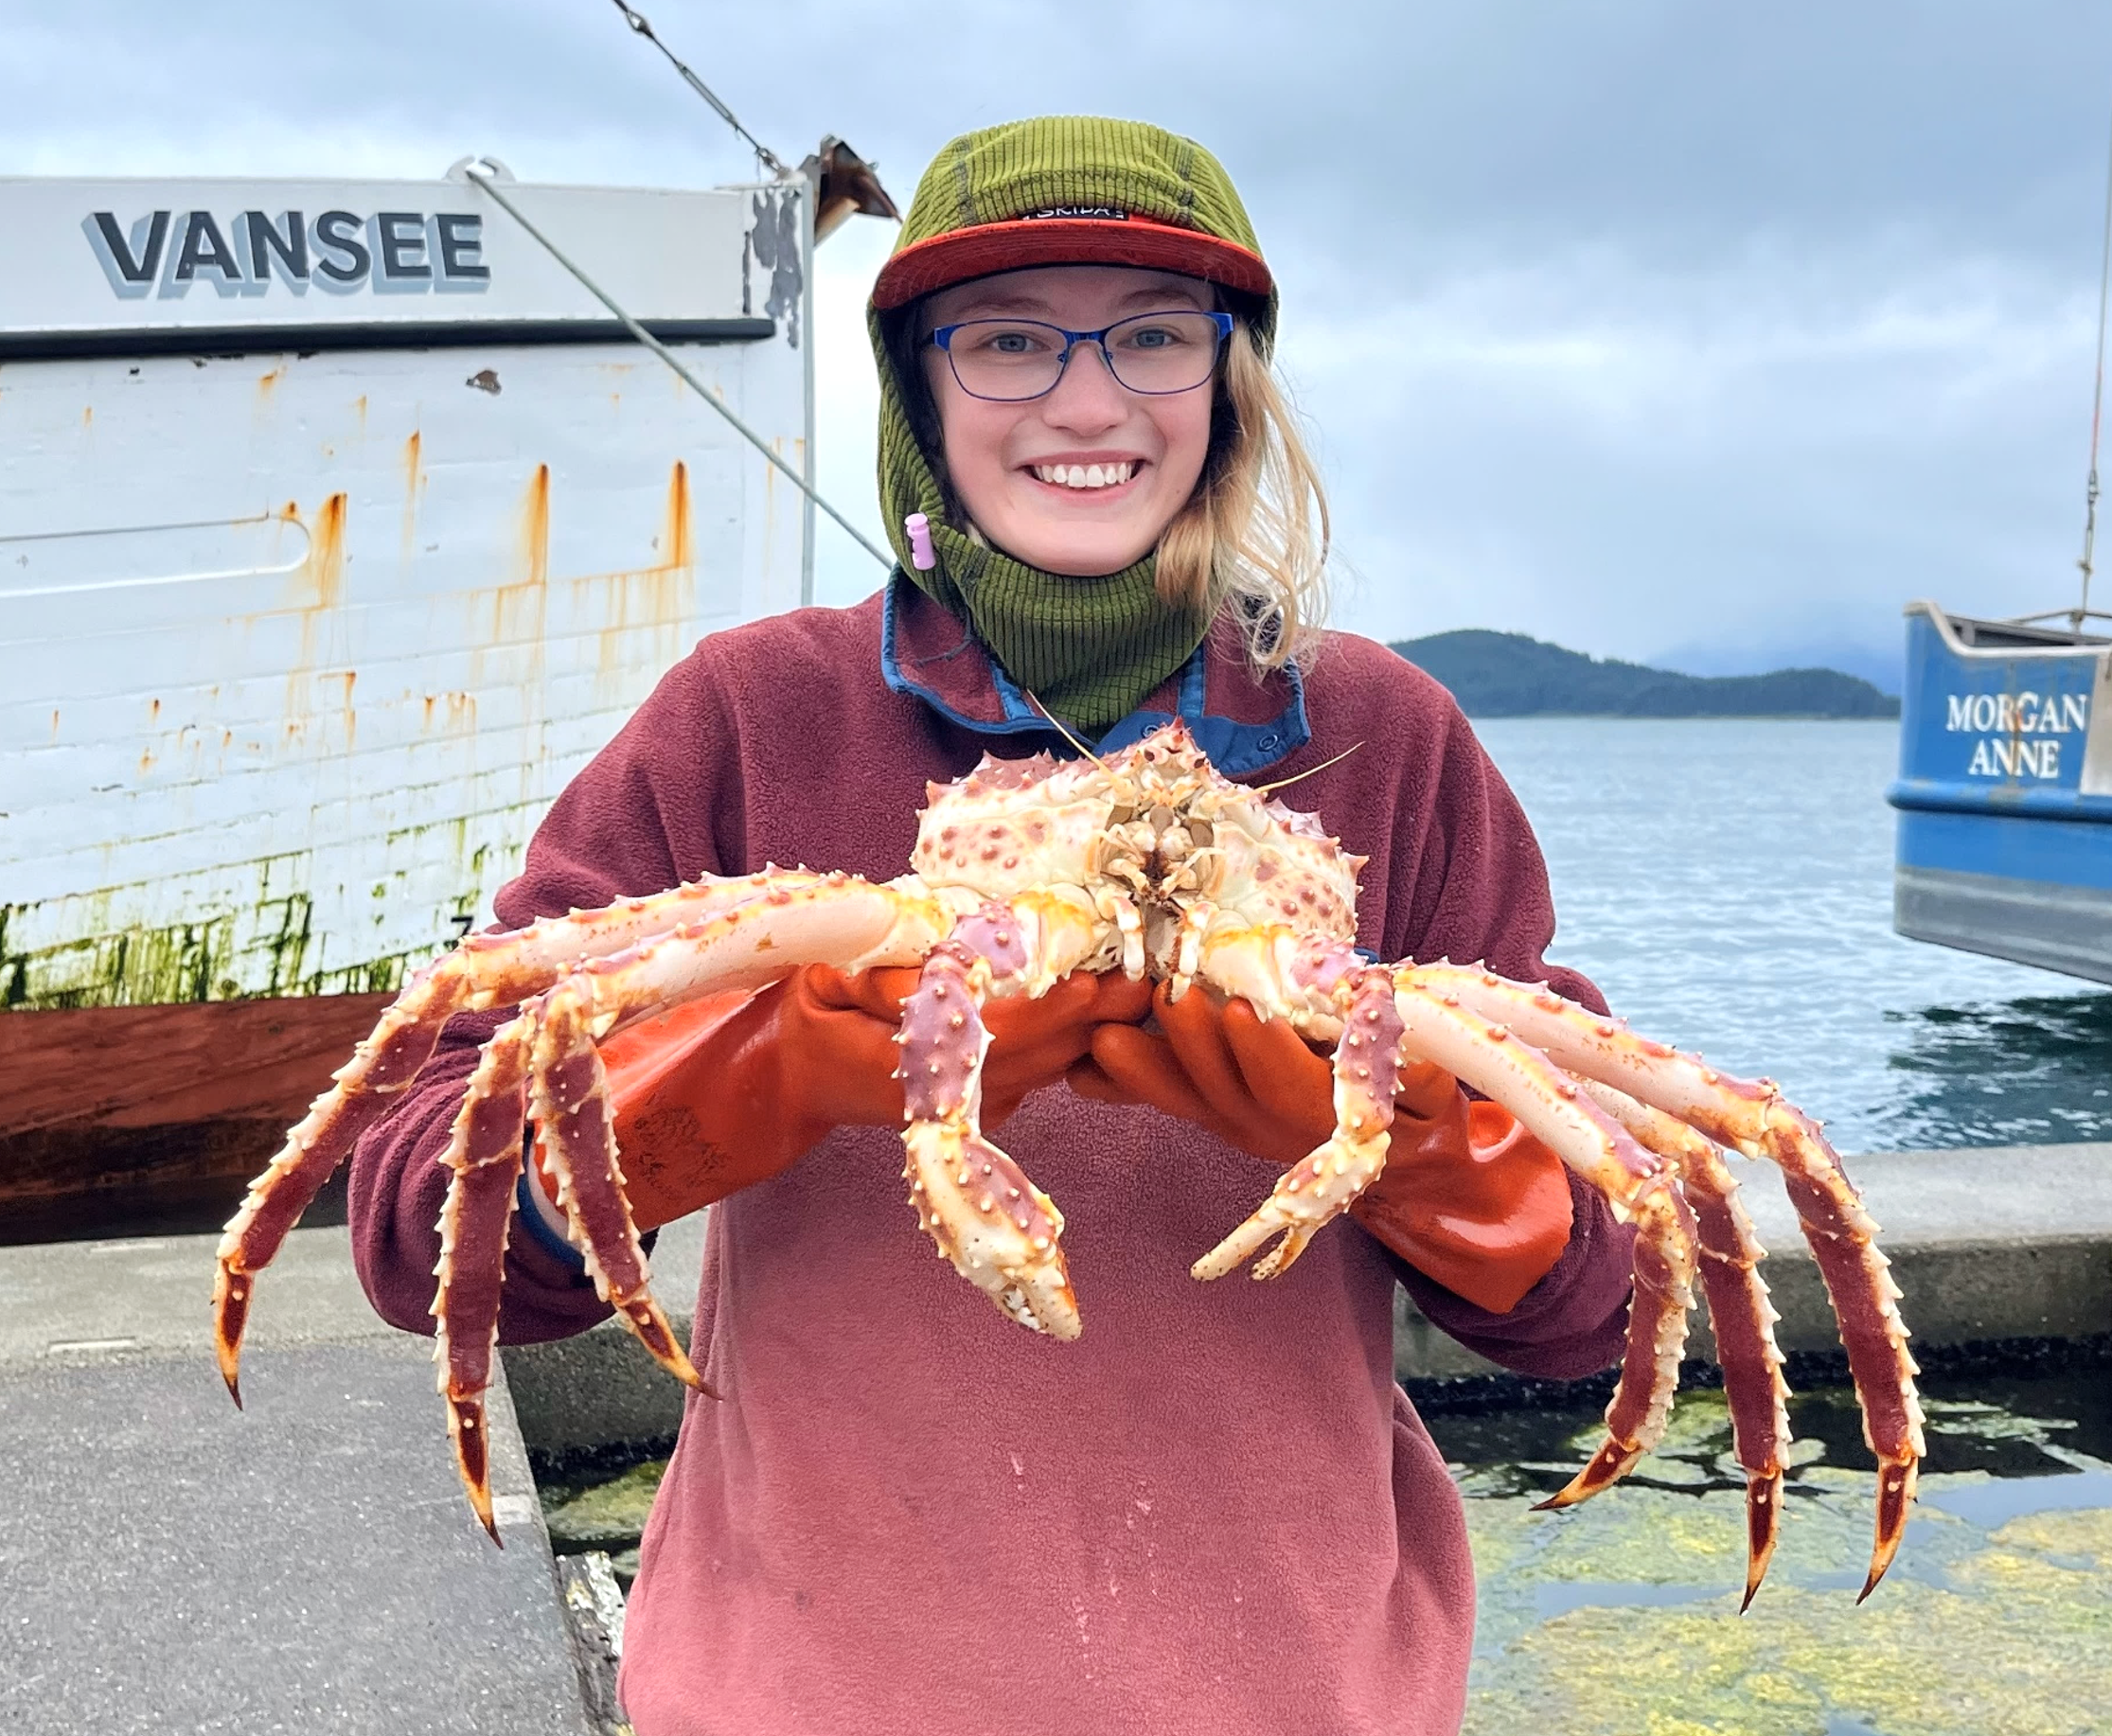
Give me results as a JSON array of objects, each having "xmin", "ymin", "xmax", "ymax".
[
  {"xmin": 1412, "ymin": 962, "xmax": 1925, "ymax": 1599},
  {"xmin": 440, "ymin": 877, "xmax": 924, "ymax": 1534},
  {"xmin": 430, "ymin": 1006, "xmax": 541, "ymax": 1544},
  {"xmin": 1378, "ymin": 968, "xmax": 1700, "ymax": 1506},
  {"xmin": 526, "ymin": 873, "xmax": 954, "ymax": 1379},
  {"xmin": 1193, "ymin": 927, "xmax": 1696, "ymax": 1502},
  {"xmin": 1581, "ymin": 1078, "xmax": 1789, "ymax": 1608},
  {"xmin": 211, "ymin": 868, "xmax": 819, "ymax": 1404},
  {"xmin": 1533, "ymin": 1181, "xmax": 1699, "ymax": 1513},
  {"xmin": 898, "ymin": 890, "xmax": 1112, "ymax": 1339},
  {"xmin": 1192, "ymin": 965, "xmax": 1407, "ymax": 1281}
]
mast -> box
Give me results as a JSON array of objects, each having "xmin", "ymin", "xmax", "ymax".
[{"xmin": 2074, "ymin": 99, "xmax": 2112, "ymax": 631}]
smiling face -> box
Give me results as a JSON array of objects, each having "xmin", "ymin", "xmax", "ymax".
[{"xmin": 920, "ymin": 265, "xmax": 1218, "ymax": 577}]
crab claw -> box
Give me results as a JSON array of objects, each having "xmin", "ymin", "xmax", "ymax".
[
  {"xmin": 1859, "ymin": 1455, "xmax": 1918, "ymax": 1602},
  {"xmin": 1194, "ymin": 965, "xmax": 1407, "ymax": 1284},
  {"xmin": 1742, "ymin": 1469, "xmax": 1783, "ymax": 1613},
  {"xmin": 447, "ymin": 1395, "xmax": 502, "ymax": 1547},
  {"xmin": 1191, "ymin": 1130, "xmax": 1391, "ymax": 1283},
  {"xmin": 212, "ymin": 1263, "xmax": 251, "ymax": 1408},
  {"xmin": 612, "ymin": 1296, "xmax": 707, "ymax": 1388},
  {"xmin": 902, "ymin": 1123, "xmax": 1079, "ymax": 1338},
  {"xmin": 896, "ymin": 935, "xmax": 1080, "ymax": 1339},
  {"xmin": 1532, "ymin": 1439, "xmax": 1646, "ymax": 1511}
]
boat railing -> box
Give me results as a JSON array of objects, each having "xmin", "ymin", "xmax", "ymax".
[
  {"xmin": 1906, "ymin": 599, "xmax": 2112, "ymax": 654},
  {"xmin": 2003, "ymin": 604, "xmax": 2112, "ymax": 636}
]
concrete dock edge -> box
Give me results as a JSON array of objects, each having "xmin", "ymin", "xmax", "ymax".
[
  {"xmin": 1395, "ymin": 1139, "xmax": 2112, "ymax": 1381},
  {"xmin": 503, "ymin": 1140, "xmax": 2112, "ymax": 1454}
]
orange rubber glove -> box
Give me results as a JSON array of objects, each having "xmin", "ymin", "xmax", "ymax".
[
  {"xmin": 534, "ymin": 964, "xmax": 1153, "ymax": 1232},
  {"xmin": 1072, "ymin": 983, "xmax": 1573, "ymax": 1313}
]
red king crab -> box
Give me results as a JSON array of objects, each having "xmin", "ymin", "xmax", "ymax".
[{"xmin": 215, "ymin": 720, "xmax": 1922, "ymax": 1605}]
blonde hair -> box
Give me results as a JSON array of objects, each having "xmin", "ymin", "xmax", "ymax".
[{"xmin": 1154, "ymin": 318, "xmax": 1331, "ymax": 669}]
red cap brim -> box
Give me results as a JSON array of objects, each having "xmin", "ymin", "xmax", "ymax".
[{"xmin": 871, "ymin": 216, "xmax": 1272, "ymax": 311}]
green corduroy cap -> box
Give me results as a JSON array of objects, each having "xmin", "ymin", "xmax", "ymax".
[{"xmin": 868, "ymin": 115, "xmax": 1276, "ymax": 734}]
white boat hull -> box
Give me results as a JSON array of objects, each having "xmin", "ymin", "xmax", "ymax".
[{"xmin": 2, "ymin": 173, "xmax": 812, "ymax": 1017}]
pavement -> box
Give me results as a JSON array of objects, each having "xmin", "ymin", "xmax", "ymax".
[{"xmin": 0, "ymin": 1231, "xmax": 595, "ymax": 1734}]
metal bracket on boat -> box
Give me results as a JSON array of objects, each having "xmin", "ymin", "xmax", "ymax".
[{"xmin": 462, "ymin": 159, "xmax": 894, "ymax": 572}]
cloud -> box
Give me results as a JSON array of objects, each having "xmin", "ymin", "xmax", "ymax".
[{"xmin": 1290, "ymin": 237, "xmax": 2098, "ymax": 661}]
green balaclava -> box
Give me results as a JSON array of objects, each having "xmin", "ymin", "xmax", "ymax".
[{"xmin": 867, "ymin": 115, "xmax": 1279, "ymax": 735}]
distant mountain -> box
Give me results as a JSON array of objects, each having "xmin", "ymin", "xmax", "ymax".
[
  {"xmin": 1651, "ymin": 638, "xmax": 1904, "ymax": 699},
  {"xmin": 1390, "ymin": 629, "xmax": 1901, "ymax": 719}
]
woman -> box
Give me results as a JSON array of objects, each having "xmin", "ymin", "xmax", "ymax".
[{"xmin": 350, "ymin": 115, "xmax": 1635, "ymax": 1736}]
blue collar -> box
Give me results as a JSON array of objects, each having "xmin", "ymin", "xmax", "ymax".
[{"xmin": 878, "ymin": 575, "xmax": 1310, "ymax": 779}]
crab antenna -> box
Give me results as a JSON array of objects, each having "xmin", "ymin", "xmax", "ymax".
[
  {"xmin": 1253, "ymin": 740, "xmax": 1363, "ymax": 796},
  {"xmin": 1024, "ymin": 694, "xmax": 1114, "ymax": 774}
]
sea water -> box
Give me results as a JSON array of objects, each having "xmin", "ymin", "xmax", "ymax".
[{"xmin": 1475, "ymin": 717, "xmax": 2112, "ymax": 1154}]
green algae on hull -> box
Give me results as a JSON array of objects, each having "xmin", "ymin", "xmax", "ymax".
[{"xmin": 0, "ymin": 859, "xmax": 488, "ymax": 1010}]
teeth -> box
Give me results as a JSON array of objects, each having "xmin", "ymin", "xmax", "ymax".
[{"xmin": 1032, "ymin": 462, "xmax": 1134, "ymax": 489}]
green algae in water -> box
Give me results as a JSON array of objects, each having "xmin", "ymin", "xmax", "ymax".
[
  {"xmin": 1464, "ymin": 1507, "xmax": 2112, "ymax": 1736},
  {"xmin": 530, "ymin": 1374, "xmax": 2111, "ymax": 1728},
  {"xmin": 542, "ymin": 1458, "xmax": 667, "ymax": 1554},
  {"xmin": 1436, "ymin": 1375, "xmax": 2112, "ymax": 1736},
  {"xmin": 541, "ymin": 1459, "xmax": 669, "ymax": 1592}
]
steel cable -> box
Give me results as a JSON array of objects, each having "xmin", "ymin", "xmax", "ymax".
[{"xmin": 466, "ymin": 162, "xmax": 893, "ymax": 571}]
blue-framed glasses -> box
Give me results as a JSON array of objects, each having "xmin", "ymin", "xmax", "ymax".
[{"xmin": 930, "ymin": 310, "xmax": 1234, "ymax": 402}]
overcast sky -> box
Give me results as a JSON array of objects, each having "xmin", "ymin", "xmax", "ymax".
[{"xmin": 9, "ymin": 0, "xmax": 2112, "ymax": 685}]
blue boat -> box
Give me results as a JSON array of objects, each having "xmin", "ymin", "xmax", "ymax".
[{"xmin": 1888, "ymin": 603, "xmax": 2112, "ymax": 983}]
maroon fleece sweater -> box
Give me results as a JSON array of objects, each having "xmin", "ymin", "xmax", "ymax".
[{"xmin": 348, "ymin": 584, "xmax": 1635, "ymax": 1736}]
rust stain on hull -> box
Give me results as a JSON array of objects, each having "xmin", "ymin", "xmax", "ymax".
[
  {"xmin": 420, "ymin": 691, "xmax": 477, "ymax": 735},
  {"xmin": 401, "ymin": 430, "xmax": 424, "ymax": 563},
  {"xmin": 591, "ymin": 459, "xmax": 698, "ymax": 679},
  {"xmin": 488, "ymin": 463, "xmax": 552, "ymax": 645},
  {"xmin": 310, "ymin": 492, "xmax": 347, "ymax": 611},
  {"xmin": 276, "ymin": 493, "xmax": 348, "ymax": 613},
  {"xmin": 524, "ymin": 463, "xmax": 550, "ymax": 582},
  {"xmin": 269, "ymin": 492, "xmax": 354, "ymax": 744},
  {"xmin": 666, "ymin": 459, "xmax": 692, "ymax": 568}
]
